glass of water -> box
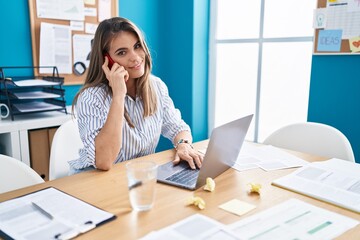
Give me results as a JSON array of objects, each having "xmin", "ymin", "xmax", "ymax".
[{"xmin": 126, "ymin": 161, "xmax": 158, "ymax": 211}]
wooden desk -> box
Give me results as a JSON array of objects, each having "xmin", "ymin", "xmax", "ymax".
[{"xmin": 0, "ymin": 141, "xmax": 359, "ymax": 239}]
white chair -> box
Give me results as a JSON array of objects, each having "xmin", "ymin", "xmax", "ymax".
[
  {"xmin": 263, "ymin": 122, "xmax": 355, "ymax": 162},
  {"xmin": 0, "ymin": 154, "xmax": 44, "ymax": 193},
  {"xmin": 49, "ymin": 119, "xmax": 83, "ymax": 180}
]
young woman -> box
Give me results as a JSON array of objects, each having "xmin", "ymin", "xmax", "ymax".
[{"xmin": 69, "ymin": 17, "xmax": 203, "ymax": 174}]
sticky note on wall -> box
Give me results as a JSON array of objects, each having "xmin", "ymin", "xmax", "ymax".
[
  {"xmin": 349, "ymin": 37, "xmax": 360, "ymax": 53},
  {"xmin": 317, "ymin": 29, "xmax": 342, "ymax": 52}
]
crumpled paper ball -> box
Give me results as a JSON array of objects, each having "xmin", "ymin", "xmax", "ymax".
[
  {"xmin": 248, "ymin": 182, "xmax": 262, "ymax": 194},
  {"xmin": 204, "ymin": 177, "xmax": 215, "ymax": 192},
  {"xmin": 186, "ymin": 196, "xmax": 206, "ymax": 210}
]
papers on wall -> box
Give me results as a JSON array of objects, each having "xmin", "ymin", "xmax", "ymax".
[
  {"xmin": 325, "ymin": 0, "xmax": 360, "ymax": 39},
  {"xmin": 84, "ymin": 7, "xmax": 97, "ymax": 17},
  {"xmin": 85, "ymin": 23, "xmax": 98, "ymax": 34},
  {"xmin": 228, "ymin": 198, "xmax": 359, "ymax": 240},
  {"xmin": 70, "ymin": 21, "xmax": 85, "ymax": 31},
  {"xmin": 73, "ymin": 34, "xmax": 94, "ymax": 68},
  {"xmin": 313, "ymin": 8, "xmax": 327, "ymax": 29},
  {"xmin": 349, "ymin": 36, "xmax": 360, "ymax": 52},
  {"xmin": 39, "ymin": 22, "xmax": 72, "ymax": 74},
  {"xmin": 272, "ymin": 158, "xmax": 360, "ymax": 213},
  {"xmin": 317, "ymin": 29, "xmax": 343, "ymax": 52},
  {"xmin": 36, "ymin": 0, "xmax": 85, "ymax": 21},
  {"xmin": 233, "ymin": 143, "xmax": 309, "ymax": 172},
  {"xmin": 0, "ymin": 187, "xmax": 115, "ymax": 240},
  {"xmin": 98, "ymin": 0, "xmax": 112, "ymax": 22}
]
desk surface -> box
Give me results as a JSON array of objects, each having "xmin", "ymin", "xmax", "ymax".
[{"xmin": 0, "ymin": 141, "xmax": 359, "ymax": 239}]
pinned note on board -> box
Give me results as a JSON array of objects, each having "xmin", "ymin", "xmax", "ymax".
[
  {"xmin": 317, "ymin": 29, "xmax": 342, "ymax": 52},
  {"xmin": 349, "ymin": 37, "xmax": 360, "ymax": 53},
  {"xmin": 313, "ymin": 8, "xmax": 327, "ymax": 29}
]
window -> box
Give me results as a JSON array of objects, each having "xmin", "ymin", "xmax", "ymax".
[{"xmin": 209, "ymin": 0, "xmax": 315, "ymax": 142}]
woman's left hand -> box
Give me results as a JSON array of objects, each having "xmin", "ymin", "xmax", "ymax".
[{"xmin": 173, "ymin": 144, "xmax": 204, "ymax": 169}]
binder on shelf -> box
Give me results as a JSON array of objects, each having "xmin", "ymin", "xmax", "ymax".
[
  {"xmin": 0, "ymin": 187, "xmax": 116, "ymax": 240},
  {"xmin": 0, "ymin": 66, "xmax": 68, "ymax": 120}
]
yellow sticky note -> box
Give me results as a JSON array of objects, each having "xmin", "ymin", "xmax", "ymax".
[
  {"xmin": 84, "ymin": 0, "xmax": 96, "ymax": 5},
  {"xmin": 219, "ymin": 199, "xmax": 256, "ymax": 216},
  {"xmin": 349, "ymin": 37, "xmax": 360, "ymax": 53}
]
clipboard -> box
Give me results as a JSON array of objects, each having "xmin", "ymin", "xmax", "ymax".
[{"xmin": 0, "ymin": 187, "xmax": 116, "ymax": 240}]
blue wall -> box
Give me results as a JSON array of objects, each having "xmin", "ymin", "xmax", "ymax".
[
  {"xmin": 308, "ymin": 55, "xmax": 360, "ymax": 163},
  {"xmin": 120, "ymin": 0, "xmax": 209, "ymax": 150},
  {"xmin": 0, "ymin": 0, "xmax": 209, "ymax": 151}
]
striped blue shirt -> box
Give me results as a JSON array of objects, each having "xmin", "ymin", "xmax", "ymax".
[{"xmin": 69, "ymin": 75, "xmax": 190, "ymax": 171}]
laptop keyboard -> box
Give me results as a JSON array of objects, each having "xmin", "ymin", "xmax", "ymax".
[{"xmin": 165, "ymin": 167, "xmax": 199, "ymax": 186}]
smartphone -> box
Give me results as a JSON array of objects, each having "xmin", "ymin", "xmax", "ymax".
[{"xmin": 104, "ymin": 52, "xmax": 115, "ymax": 69}]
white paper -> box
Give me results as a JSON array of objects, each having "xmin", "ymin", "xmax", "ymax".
[
  {"xmin": 70, "ymin": 21, "xmax": 85, "ymax": 31},
  {"xmin": 0, "ymin": 188, "xmax": 114, "ymax": 240},
  {"xmin": 13, "ymin": 91, "xmax": 61, "ymax": 99},
  {"xmin": 84, "ymin": 7, "xmax": 97, "ymax": 17},
  {"xmin": 272, "ymin": 158, "xmax": 360, "ymax": 213},
  {"xmin": 13, "ymin": 79, "xmax": 61, "ymax": 87},
  {"xmin": 36, "ymin": 0, "xmax": 85, "ymax": 21},
  {"xmin": 313, "ymin": 8, "xmax": 327, "ymax": 29},
  {"xmin": 73, "ymin": 34, "xmax": 94, "ymax": 67},
  {"xmin": 140, "ymin": 214, "xmax": 240, "ymax": 240},
  {"xmin": 348, "ymin": 0, "xmax": 360, "ymax": 12},
  {"xmin": 326, "ymin": 1, "xmax": 360, "ymax": 39},
  {"xmin": 229, "ymin": 198, "xmax": 359, "ymax": 240},
  {"xmin": 85, "ymin": 22, "xmax": 98, "ymax": 34},
  {"xmin": 234, "ymin": 143, "xmax": 308, "ymax": 172},
  {"xmin": 39, "ymin": 22, "xmax": 72, "ymax": 74},
  {"xmin": 13, "ymin": 102, "xmax": 64, "ymax": 113},
  {"xmin": 98, "ymin": 0, "xmax": 112, "ymax": 22}
]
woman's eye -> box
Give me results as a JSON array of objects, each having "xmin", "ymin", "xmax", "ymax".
[
  {"xmin": 135, "ymin": 43, "xmax": 141, "ymax": 49},
  {"xmin": 118, "ymin": 51, "xmax": 126, "ymax": 56}
]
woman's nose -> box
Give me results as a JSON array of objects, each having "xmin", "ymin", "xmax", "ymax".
[{"xmin": 128, "ymin": 51, "xmax": 140, "ymax": 62}]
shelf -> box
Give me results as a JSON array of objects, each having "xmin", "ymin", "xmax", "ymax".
[{"xmin": 0, "ymin": 66, "xmax": 68, "ymax": 121}]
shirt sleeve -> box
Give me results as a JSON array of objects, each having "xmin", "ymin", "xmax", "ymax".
[
  {"xmin": 154, "ymin": 77, "xmax": 191, "ymax": 144},
  {"xmin": 71, "ymin": 87, "xmax": 109, "ymax": 169}
]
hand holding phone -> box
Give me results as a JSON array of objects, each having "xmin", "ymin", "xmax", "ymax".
[{"xmin": 104, "ymin": 53, "xmax": 115, "ymax": 69}]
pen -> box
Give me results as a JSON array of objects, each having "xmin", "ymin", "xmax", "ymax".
[
  {"xmin": 54, "ymin": 221, "xmax": 95, "ymax": 239},
  {"xmin": 31, "ymin": 202, "xmax": 53, "ymax": 220}
]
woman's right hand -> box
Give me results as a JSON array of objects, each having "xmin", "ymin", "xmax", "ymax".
[{"xmin": 102, "ymin": 56, "xmax": 129, "ymax": 97}]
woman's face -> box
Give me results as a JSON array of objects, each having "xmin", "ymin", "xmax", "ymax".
[{"xmin": 108, "ymin": 31, "xmax": 146, "ymax": 79}]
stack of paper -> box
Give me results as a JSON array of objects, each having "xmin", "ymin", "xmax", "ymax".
[{"xmin": 272, "ymin": 158, "xmax": 360, "ymax": 213}]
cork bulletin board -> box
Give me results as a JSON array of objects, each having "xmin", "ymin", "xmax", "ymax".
[
  {"xmin": 313, "ymin": 0, "xmax": 360, "ymax": 55},
  {"xmin": 28, "ymin": 0, "xmax": 119, "ymax": 85}
]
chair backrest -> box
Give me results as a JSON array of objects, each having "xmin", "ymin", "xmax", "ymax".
[
  {"xmin": 0, "ymin": 154, "xmax": 44, "ymax": 193},
  {"xmin": 263, "ymin": 122, "xmax": 355, "ymax": 162},
  {"xmin": 49, "ymin": 119, "xmax": 83, "ymax": 180}
]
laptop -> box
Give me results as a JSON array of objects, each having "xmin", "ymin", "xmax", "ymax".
[{"xmin": 157, "ymin": 114, "xmax": 253, "ymax": 190}]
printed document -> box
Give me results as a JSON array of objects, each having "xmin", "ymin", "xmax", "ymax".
[
  {"xmin": 140, "ymin": 214, "xmax": 240, "ymax": 240},
  {"xmin": 229, "ymin": 198, "xmax": 358, "ymax": 240},
  {"xmin": 272, "ymin": 158, "xmax": 360, "ymax": 213},
  {"xmin": 0, "ymin": 187, "xmax": 115, "ymax": 240}
]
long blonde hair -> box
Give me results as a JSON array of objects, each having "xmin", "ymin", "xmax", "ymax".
[{"xmin": 72, "ymin": 17, "xmax": 157, "ymax": 127}]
